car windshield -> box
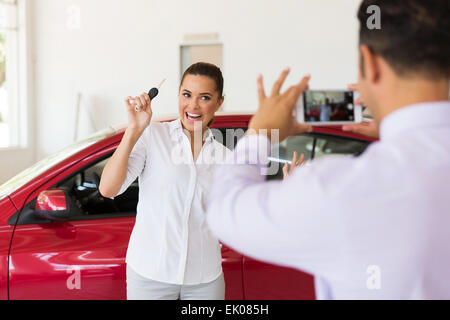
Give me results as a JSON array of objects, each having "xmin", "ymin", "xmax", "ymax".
[{"xmin": 0, "ymin": 127, "xmax": 116, "ymax": 201}]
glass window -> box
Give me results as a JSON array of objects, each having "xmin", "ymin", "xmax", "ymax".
[
  {"xmin": 0, "ymin": 0, "xmax": 25, "ymax": 149},
  {"xmin": 267, "ymin": 134, "xmax": 371, "ymax": 180},
  {"xmin": 312, "ymin": 134, "xmax": 369, "ymax": 160},
  {"xmin": 0, "ymin": 1, "xmax": 11, "ymax": 147},
  {"xmin": 11, "ymin": 152, "xmax": 138, "ymax": 225},
  {"xmin": 56, "ymin": 155, "xmax": 138, "ymax": 219},
  {"xmin": 267, "ymin": 135, "xmax": 315, "ymax": 181}
]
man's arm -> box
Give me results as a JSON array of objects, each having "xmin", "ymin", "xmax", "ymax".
[
  {"xmin": 206, "ymin": 69, "xmax": 371, "ymax": 276},
  {"xmin": 206, "ymin": 133, "xmax": 344, "ymax": 275}
]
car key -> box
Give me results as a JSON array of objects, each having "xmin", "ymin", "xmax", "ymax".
[{"xmin": 135, "ymin": 78, "xmax": 166, "ymax": 112}]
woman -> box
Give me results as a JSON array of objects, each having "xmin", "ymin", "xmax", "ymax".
[{"xmin": 99, "ymin": 62, "xmax": 230, "ymax": 300}]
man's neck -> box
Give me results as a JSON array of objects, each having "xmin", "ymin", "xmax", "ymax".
[{"xmin": 376, "ymin": 77, "xmax": 449, "ymax": 124}]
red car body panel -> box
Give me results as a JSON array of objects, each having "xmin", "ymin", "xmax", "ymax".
[
  {"xmin": 243, "ymin": 257, "xmax": 316, "ymax": 300},
  {"xmin": 9, "ymin": 217, "xmax": 133, "ymax": 300},
  {"xmin": 0, "ymin": 197, "xmax": 16, "ymax": 300},
  {"xmin": 221, "ymin": 246, "xmax": 244, "ymax": 300},
  {"xmin": 1, "ymin": 114, "xmax": 374, "ymax": 300}
]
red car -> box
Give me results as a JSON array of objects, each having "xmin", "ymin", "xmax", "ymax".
[{"xmin": 0, "ymin": 113, "xmax": 375, "ymax": 300}]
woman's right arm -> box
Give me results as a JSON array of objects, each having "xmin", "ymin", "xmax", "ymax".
[{"xmin": 99, "ymin": 92, "xmax": 153, "ymax": 198}]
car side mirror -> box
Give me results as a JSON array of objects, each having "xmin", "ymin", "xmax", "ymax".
[{"xmin": 35, "ymin": 189, "xmax": 72, "ymax": 222}]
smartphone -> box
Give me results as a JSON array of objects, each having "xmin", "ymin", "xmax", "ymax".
[{"xmin": 296, "ymin": 90, "xmax": 362, "ymax": 125}]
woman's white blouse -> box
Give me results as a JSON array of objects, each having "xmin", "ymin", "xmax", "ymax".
[{"xmin": 115, "ymin": 119, "xmax": 232, "ymax": 285}]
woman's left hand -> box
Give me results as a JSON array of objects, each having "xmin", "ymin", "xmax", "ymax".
[{"xmin": 283, "ymin": 151, "xmax": 305, "ymax": 180}]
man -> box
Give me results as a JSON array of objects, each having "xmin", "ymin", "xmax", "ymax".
[{"xmin": 206, "ymin": 0, "xmax": 450, "ymax": 299}]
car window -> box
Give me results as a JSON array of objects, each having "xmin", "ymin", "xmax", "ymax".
[
  {"xmin": 267, "ymin": 135, "xmax": 315, "ymax": 180},
  {"xmin": 313, "ymin": 134, "xmax": 369, "ymax": 160},
  {"xmin": 10, "ymin": 153, "xmax": 138, "ymax": 226},
  {"xmin": 267, "ymin": 133, "xmax": 371, "ymax": 181},
  {"xmin": 212, "ymin": 128, "xmax": 370, "ymax": 181},
  {"xmin": 56, "ymin": 155, "xmax": 138, "ymax": 219}
]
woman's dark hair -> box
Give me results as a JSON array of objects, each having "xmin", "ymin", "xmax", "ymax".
[
  {"xmin": 358, "ymin": 0, "xmax": 450, "ymax": 79},
  {"xmin": 180, "ymin": 62, "xmax": 224, "ymax": 98}
]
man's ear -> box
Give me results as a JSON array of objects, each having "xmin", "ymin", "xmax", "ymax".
[{"xmin": 360, "ymin": 45, "xmax": 380, "ymax": 84}]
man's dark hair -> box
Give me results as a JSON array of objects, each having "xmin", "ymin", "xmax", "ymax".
[{"xmin": 358, "ymin": 0, "xmax": 450, "ymax": 79}]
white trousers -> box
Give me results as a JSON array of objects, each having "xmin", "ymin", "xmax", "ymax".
[{"xmin": 126, "ymin": 265, "xmax": 225, "ymax": 300}]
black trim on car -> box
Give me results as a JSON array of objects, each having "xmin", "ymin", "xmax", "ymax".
[{"xmin": 8, "ymin": 200, "xmax": 136, "ymax": 226}]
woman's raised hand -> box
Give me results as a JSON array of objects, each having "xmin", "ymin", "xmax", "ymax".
[
  {"xmin": 125, "ymin": 93, "xmax": 153, "ymax": 134},
  {"xmin": 283, "ymin": 151, "xmax": 305, "ymax": 180}
]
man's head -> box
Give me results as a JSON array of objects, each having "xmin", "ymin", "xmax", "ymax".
[{"xmin": 356, "ymin": 0, "xmax": 450, "ymax": 122}]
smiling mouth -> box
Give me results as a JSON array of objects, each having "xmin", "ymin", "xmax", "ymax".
[{"xmin": 186, "ymin": 112, "xmax": 203, "ymax": 121}]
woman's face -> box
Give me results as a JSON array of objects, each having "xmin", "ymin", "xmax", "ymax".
[{"xmin": 179, "ymin": 74, "xmax": 224, "ymax": 133}]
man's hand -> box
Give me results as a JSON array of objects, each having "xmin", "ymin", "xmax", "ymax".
[
  {"xmin": 341, "ymin": 84, "xmax": 379, "ymax": 139},
  {"xmin": 248, "ymin": 68, "xmax": 312, "ymax": 142},
  {"xmin": 342, "ymin": 121, "xmax": 379, "ymax": 139}
]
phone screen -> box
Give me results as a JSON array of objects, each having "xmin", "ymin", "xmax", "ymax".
[{"xmin": 303, "ymin": 90, "xmax": 356, "ymax": 123}]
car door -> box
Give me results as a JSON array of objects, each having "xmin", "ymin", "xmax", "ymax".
[
  {"xmin": 8, "ymin": 144, "xmax": 137, "ymax": 300},
  {"xmin": 242, "ymin": 133, "xmax": 371, "ymax": 299}
]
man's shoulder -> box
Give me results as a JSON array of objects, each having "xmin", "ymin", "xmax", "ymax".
[{"xmin": 295, "ymin": 141, "xmax": 399, "ymax": 196}]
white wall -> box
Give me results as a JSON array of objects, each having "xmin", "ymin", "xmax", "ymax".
[{"xmin": 1, "ymin": 0, "xmax": 363, "ymax": 183}]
